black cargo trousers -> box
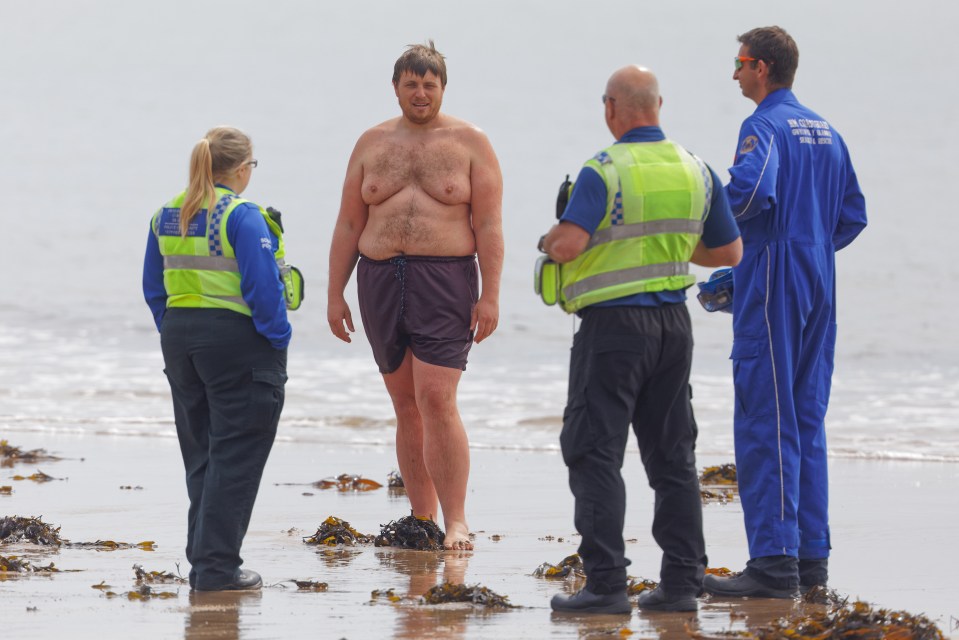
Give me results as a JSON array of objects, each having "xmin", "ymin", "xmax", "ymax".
[
  {"xmin": 560, "ymin": 303, "xmax": 706, "ymax": 596},
  {"xmin": 160, "ymin": 308, "xmax": 287, "ymax": 590}
]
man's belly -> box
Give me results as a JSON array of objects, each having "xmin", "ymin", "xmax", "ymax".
[{"xmin": 359, "ymin": 198, "xmax": 475, "ymax": 259}]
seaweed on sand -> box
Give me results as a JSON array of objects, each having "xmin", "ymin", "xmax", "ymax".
[
  {"xmin": 0, "ymin": 441, "xmax": 61, "ymax": 467},
  {"xmin": 700, "ymin": 464, "xmax": 738, "ymax": 504},
  {"xmin": 626, "ymin": 577, "xmax": 658, "ymax": 596},
  {"xmin": 133, "ymin": 564, "xmax": 187, "ymax": 584},
  {"xmin": 292, "ymin": 580, "xmax": 328, "ymax": 592},
  {"xmin": 314, "ymin": 474, "xmax": 383, "ymax": 491},
  {"xmin": 0, "ymin": 516, "xmax": 63, "ymax": 546},
  {"xmin": 11, "ymin": 470, "xmax": 63, "ymax": 483},
  {"xmin": 102, "ymin": 584, "xmax": 178, "ymax": 601},
  {"xmin": 705, "ymin": 566, "xmax": 740, "ymax": 578},
  {"xmin": 303, "ymin": 516, "xmax": 374, "ymax": 546},
  {"xmin": 533, "ymin": 553, "xmax": 585, "ymax": 580},
  {"xmin": 65, "ymin": 540, "xmax": 156, "ymax": 551},
  {"xmin": 802, "ymin": 584, "xmax": 846, "ymax": 606},
  {"xmin": 0, "ymin": 555, "xmax": 61, "ymax": 573},
  {"xmin": 700, "ymin": 463, "xmax": 738, "ymax": 486},
  {"xmin": 422, "ymin": 582, "xmax": 515, "ymax": 609},
  {"xmin": 0, "ymin": 516, "xmax": 153, "ymax": 550},
  {"xmin": 387, "ymin": 470, "xmax": 405, "ymax": 488},
  {"xmin": 374, "ymin": 514, "xmax": 445, "ymax": 550},
  {"xmin": 687, "ymin": 600, "xmax": 946, "ymax": 640},
  {"xmin": 701, "ymin": 488, "xmax": 736, "ymax": 504},
  {"xmin": 370, "ymin": 587, "xmax": 403, "ymax": 603},
  {"xmin": 0, "ymin": 486, "xmax": 12, "ymax": 495}
]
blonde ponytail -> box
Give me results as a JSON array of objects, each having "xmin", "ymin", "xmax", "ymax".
[
  {"xmin": 180, "ymin": 139, "xmax": 216, "ymax": 237},
  {"xmin": 179, "ymin": 126, "xmax": 253, "ymax": 237}
]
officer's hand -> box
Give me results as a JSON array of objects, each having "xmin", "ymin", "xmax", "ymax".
[{"xmin": 327, "ymin": 297, "xmax": 355, "ymax": 343}]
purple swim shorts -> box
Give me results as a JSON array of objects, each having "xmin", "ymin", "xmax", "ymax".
[{"xmin": 357, "ymin": 254, "xmax": 478, "ymax": 374}]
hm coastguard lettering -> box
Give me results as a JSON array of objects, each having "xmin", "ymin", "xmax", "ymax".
[{"xmin": 788, "ymin": 117, "xmax": 833, "ymax": 146}]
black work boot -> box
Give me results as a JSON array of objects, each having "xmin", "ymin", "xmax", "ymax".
[
  {"xmin": 703, "ymin": 556, "xmax": 799, "ymax": 599},
  {"xmin": 637, "ymin": 586, "xmax": 698, "ymax": 612},
  {"xmin": 550, "ymin": 586, "xmax": 631, "ymax": 614},
  {"xmin": 799, "ymin": 558, "xmax": 828, "ymax": 594},
  {"xmin": 195, "ymin": 569, "xmax": 263, "ymax": 592},
  {"xmin": 703, "ymin": 571, "xmax": 798, "ymax": 599}
]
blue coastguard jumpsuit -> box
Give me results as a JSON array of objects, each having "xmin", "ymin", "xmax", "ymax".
[
  {"xmin": 561, "ymin": 126, "xmax": 740, "ymax": 596},
  {"xmin": 143, "ymin": 187, "xmax": 291, "ymax": 590},
  {"xmin": 725, "ymin": 89, "xmax": 867, "ymax": 581}
]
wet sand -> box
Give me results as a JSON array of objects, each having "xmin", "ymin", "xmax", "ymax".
[{"xmin": 1, "ymin": 431, "xmax": 957, "ymax": 639}]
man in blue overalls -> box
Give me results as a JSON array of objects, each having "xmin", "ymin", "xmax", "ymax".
[{"xmin": 704, "ymin": 26, "xmax": 867, "ymax": 598}]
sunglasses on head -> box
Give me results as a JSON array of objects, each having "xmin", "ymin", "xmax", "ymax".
[{"xmin": 734, "ymin": 56, "xmax": 758, "ymax": 70}]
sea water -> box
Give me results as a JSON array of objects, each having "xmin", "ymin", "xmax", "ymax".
[{"xmin": 1, "ymin": 0, "xmax": 956, "ymax": 462}]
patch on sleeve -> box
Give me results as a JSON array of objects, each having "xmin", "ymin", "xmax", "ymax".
[
  {"xmin": 739, "ymin": 135, "xmax": 758, "ymax": 155},
  {"xmin": 260, "ymin": 236, "xmax": 273, "ymax": 250},
  {"xmin": 592, "ymin": 150, "xmax": 613, "ymax": 165}
]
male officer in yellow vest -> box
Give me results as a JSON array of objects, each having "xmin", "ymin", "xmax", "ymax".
[{"xmin": 542, "ymin": 66, "xmax": 742, "ymax": 613}]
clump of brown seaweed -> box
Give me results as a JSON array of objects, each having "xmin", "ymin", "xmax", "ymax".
[
  {"xmin": 102, "ymin": 585, "xmax": 178, "ymax": 601},
  {"xmin": 801, "ymin": 584, "xmax": 846, "ymax": 606},
  {"xmin": 688, "ymin": 600, "xmax": 945, "ymax": 639},
  {"xmin": 292, "ymin": 580, "xmax": 328, "ymax": 592},
  {"xmin": 387, "ymin": 470, "xmax": 404, "ymax": 488},
  {"xmin": 627, "ymin": 576, "xmax": 658, "ymax": 596},
  {"xmin": 0, "ymin": 441, "xmax": 61, "ymax": 467},
  {"xmin": 0, "ymin": 555, "xmax": 60, "ymax": 573},
  {"xmin": 700, "ymin": 463, "xmax": 737, "ymax": 486},
  {"xmin": 0, "ymin": 486, "xmax": 12, "ymax": 495},
  {"xmin": 700, "ymin": 464, "xmax": 738, "ymax": 504},
  {"xmin": 0, "ymin": 516, "xmax": 63, "ymax": 546},
  {"xmin": 65, "ymin": 540, "xmax": 156, "ymax": 551},
  {"xmin": 422, "ymin": 582, "xmax": 515, "ymax": 609},
  {"xmin": 375, "ymin": 514, "xmax": 445, "ymax": 550},
  {"xmin": 701, "ymin": 488, "xmax": 736, "ymax": 505},
  {"xmin": 11, "ymin": 470, "xmax": 64, "ymax": 483},
  {"xmin": 133, "ymin": 564, "xmax": 186, "ymax": 584},
  {"xmin": 370, "ymin": 587, "xmax": 403, "ymax": 603},
  {"xmin": 705, "ymin": 566, "xmax": 740, "ymax": 578},
  {"xmin": 303, "ymin": 516, "xmax": 374, "ymax": 546},
  {"xmin": 533, "ymin": 553, "xmax": 585, "ymax": 581},
  {"xmin": 313, "ymin": 474, "xmax": 383, "ymax": 491},
  {"xmin": 1, "ymin": 516, "xmax": 155, "ymax": 550}
]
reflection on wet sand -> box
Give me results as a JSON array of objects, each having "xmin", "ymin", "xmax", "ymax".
[
  {"xmin": 184, "ymin": 590, "xmax": 261, "ymax": 640},
  {"xmin": 376, "ymin": 549, "xmax": 477, "ymax": 640},
  {"xmin": 549, "ymin": 593, "xmax": 816, "ymax": 639},
  {"xmin": 313, "ymin": 546, "xmax": 363, "ymax": 569},
  {"xmin": 695, "ymin": 595, "xmax": 803, "ymax": 637}
]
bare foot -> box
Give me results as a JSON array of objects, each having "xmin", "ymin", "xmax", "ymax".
[{"xmin": 443, "ymin": 522, "xmax": 473, "ymax": 550}]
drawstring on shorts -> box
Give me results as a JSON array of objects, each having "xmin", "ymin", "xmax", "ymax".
[{"xmin": 392, "ymin": 256, "xmax": 408, "ymax": 319}]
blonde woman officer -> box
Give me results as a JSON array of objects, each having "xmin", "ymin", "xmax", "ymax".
[{"xmin": 143, "ymin": 126, "xmax": 290, "ymax": 591}]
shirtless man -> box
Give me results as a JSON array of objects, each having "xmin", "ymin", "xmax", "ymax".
[{"xmin": 327, "ymin": 41, "xmax": 503, "ymax": 550}]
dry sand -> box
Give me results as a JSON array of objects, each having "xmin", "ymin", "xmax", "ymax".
[{"xmin": 1, "ymin": 431, "xmax": 957, "ymax": 639}]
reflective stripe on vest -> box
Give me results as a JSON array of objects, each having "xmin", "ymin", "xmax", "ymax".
[
  {"xmin": 563, "ymin": 263, "xmax": 690, "ymax": 301},
  {"xmin": 558, "ymin": 140, "xmax": 711, "ymax": 312},
  {"xmin": 162, "ymin": 255, "xmax": 239, "ymax": 272},
  {"xmin": 584, "ymin": 218, "xmax": 704, "ymax": 251}
]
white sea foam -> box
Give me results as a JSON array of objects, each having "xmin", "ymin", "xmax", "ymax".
[{"xmin": 2, "ymin": 318, "xmax": 956, "ymax": 462}]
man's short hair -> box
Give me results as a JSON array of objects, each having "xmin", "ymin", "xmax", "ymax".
[
  {"xmin": 738, "ymin": 26, "xmax": 799, "ymax": 88},
  {"xmin": 392, "ymin": 40, "xmax": 447, "ymax": 87}
]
